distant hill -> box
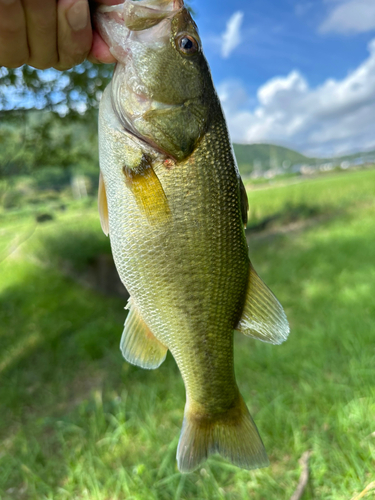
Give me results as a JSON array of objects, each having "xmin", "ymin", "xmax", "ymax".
[
  {"xmin": 233, "ymin": 143, "xmax": 311, "ymax": 176},
  {"xmin": 233, "ymin": 143, "xmax": 375, "ymax": 176},
  {"xmin": 333, "ymin": 149, "xmax": 375, "ymax": 164}
]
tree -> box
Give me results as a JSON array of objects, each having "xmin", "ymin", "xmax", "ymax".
[
  {"xmin": 0, "ymin": 62, "xmax": 114, "ymax": 177},
  {"xmin": 0, "ymin": 62, "xmax": 113, "ymax": 119},
  {"xmin": 0, "ymin": 0, "xmax": 195, "ymax": 177}
]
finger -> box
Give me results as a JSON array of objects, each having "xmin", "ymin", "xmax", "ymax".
[
  {"xmin": 0, "ymin": 0, "xmax": 29, "ymax": 68},
  {"xmin": 88, "ymin": 30, "xmax": 116, "ymax": 64},
  {"xmin": 87, "ymin": 0, "xmax": 122, "ymax": 64},
  {"xmin": 21, "ymin": 0, "xmax": 58, "ymax": 69},
  {"xmin": 54, "ymin": 0, "xmax": 92, "ymax": 71}
]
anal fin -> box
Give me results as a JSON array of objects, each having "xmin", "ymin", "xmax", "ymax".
[
  {"xmin": 121, "ymin": 298, "xmax": 168, "ymax": 370},
  {"xmin": 236, "ymin": 264, "xmax": 289, "ymax": 345},
  {"xmin": 98, "ymin": 172, "xmax": 109, "ymax": 237}
]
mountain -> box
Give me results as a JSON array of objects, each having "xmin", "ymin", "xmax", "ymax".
[
  {"xmin": 332, "ymin": 149, "xmax": 375, "ymax": 164},
  {"xmin": 233, "ymin": 143, "xmax": 311, "ymax": 176},
  {"xmin": 233, "ymin": 143, "xmax": 375, "ymax": 177}
]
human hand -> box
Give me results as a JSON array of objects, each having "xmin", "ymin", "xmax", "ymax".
[
  {"xmin": 89, "ymin": 0, "xmax": 120, "ymax": 65},
  {"xmin": 0, "ymin": 0, "xmax": 118, "ymax": 70}
]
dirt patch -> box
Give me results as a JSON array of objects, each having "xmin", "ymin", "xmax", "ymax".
[{"xmin": 246, "ymin": 213, "xmax": 333, "ymax": 245}]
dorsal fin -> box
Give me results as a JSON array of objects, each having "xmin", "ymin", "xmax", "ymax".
[
  {"xmin": 98, "ymin": 172, "xmax": 109, "ymax": 237},
  {"xmin": 236, "ymin": 264, "xmax": 289, "ymax": 345},
  {"xmin": 121, "ymin": 298, "xmax": 168, "ymax": 370}
]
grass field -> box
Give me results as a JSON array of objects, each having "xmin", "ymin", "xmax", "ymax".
[
  {"xmin": 1, "ymin": 169, "xmax": 375, "ymax": 499},
  {"xmin": 245, "ymin": 168, "xmax": 375, "ymax": 224}
]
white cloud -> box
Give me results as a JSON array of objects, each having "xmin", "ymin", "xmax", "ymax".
[
  {"xmin": 320, "ymin": 0, "xmax": 375, "ymax": 34},
  {"xmin": 218, "ymin": 39, "xmax": 375, "ymax": 157},
  {"xmin": 221, "ymin": 11, "xmax": 244, "ymax": 59}
]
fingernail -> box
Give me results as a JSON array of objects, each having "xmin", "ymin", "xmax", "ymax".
[{"xmin": 67, "ymin": 1, "xmax": 89, "ymax": 31}]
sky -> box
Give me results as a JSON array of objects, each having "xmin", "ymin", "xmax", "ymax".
[{"xmin": 192, "ymin": 0, "xmax": 375, "ymax": 157}]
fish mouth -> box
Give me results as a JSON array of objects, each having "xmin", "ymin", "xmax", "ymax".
[
  {"xmin": 122, "ymin": 0, "xmax": 184, "ymax": 11},
  {"xmin": 95, "ymin": 0, "xmax": 184, "ymax": 22},
  {"xmin": 94, "ymin": 0, "xmax": 184, "ymax": 53}
]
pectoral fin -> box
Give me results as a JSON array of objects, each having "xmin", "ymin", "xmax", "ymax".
[
  {"xmin": 121, "ymin": 298, "xmax": 168, "ymax": 370},
  {"xmin": 98, "ymin": 172, "xmax": 109, "ymax": 237},
  {"xmin": 123, "ymin": 155, "xmax": 170, "ymax": 225},
  {"xmin": 236, "ymin": 264, "xmax": 289, "ymax": 345}
]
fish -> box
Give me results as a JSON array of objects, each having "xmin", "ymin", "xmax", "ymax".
[{"xmin": 95, "ymin": 0, "xmax": 289, "ymax": 473}]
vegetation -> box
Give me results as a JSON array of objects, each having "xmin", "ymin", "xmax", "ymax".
[
  {"xmin": 1, "ymin": 169, "xmax": 374, "ymax": 499},
  {"xmin": 234, "ymin": 143, "xmax": 375, "ymax": 177},
  {"xmin": 0, "ymin": 63, "xmax": 113, "ymax": 119},
  {"xmin": 246, "ymin": 168, "xmax": 375, "ymax": 224},
  {"xmin": 1, "ymin": 14, "xmax": 373, "ymax": 497},
  {"xmin": 0, "ymin": 61, "xmax": 112, "ymax": 184},
  {"xmin": 233, "ymin": 143, "xmax": 311, "ymax": 176},
  {"xmin": 2, "ymin": 109, "xmax": 371, "ymax": 185},
  {"xmin": 0, "ymin": 112, "xmax": 98, "ymax": 181}
]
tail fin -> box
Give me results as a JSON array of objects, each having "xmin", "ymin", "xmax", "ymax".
[{"xmin": 177, "ymin": 394, "xmax": 269, "ymax": 473}]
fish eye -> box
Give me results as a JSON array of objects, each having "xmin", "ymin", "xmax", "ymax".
[{"xmin": 176, "ymin": 34, "xmax": 199, "ymax": 55}]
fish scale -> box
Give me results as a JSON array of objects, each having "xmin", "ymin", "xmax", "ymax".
[
  {"xmin": 103, "ymin": 98, "xmax": 247, "ymax": 414},
  {"xmin": 96, "ymin": 0, "xmax": 289, "ymax": 473}
]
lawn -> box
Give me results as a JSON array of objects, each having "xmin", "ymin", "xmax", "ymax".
[{"xmin": 0, "ymin": 169, "xmax": 374, "ymax": 499}]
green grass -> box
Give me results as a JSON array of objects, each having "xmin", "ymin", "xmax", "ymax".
[
  {"xmin": 1, "ymin": 169, "xmax": 375, "ymax": 499},
  {"xmin": 246, "ymin": 168, "xmax": 375, "ymax": 224}
]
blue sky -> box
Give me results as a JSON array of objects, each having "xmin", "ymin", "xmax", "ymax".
[{"xmin": 192, "ymin": 0, "xmax": 375, "ymax": 157}]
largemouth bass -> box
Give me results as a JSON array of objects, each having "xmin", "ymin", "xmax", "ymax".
[{"xmin": 95, "ymin": 0, "xmax": 289, "ymax": 473}]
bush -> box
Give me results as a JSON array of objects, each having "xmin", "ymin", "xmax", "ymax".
[
  {"xmin": 2, "ymin": 189, "xmax": 24, "ymax": 209},
  {"xmin": 32, "ymin": 167, "xmax": 71, "ymax": 192}
]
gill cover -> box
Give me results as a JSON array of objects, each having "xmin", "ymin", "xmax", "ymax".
[{"xmin": 95, "ymin": 0, "xmax": 213, "ymax": 161}]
